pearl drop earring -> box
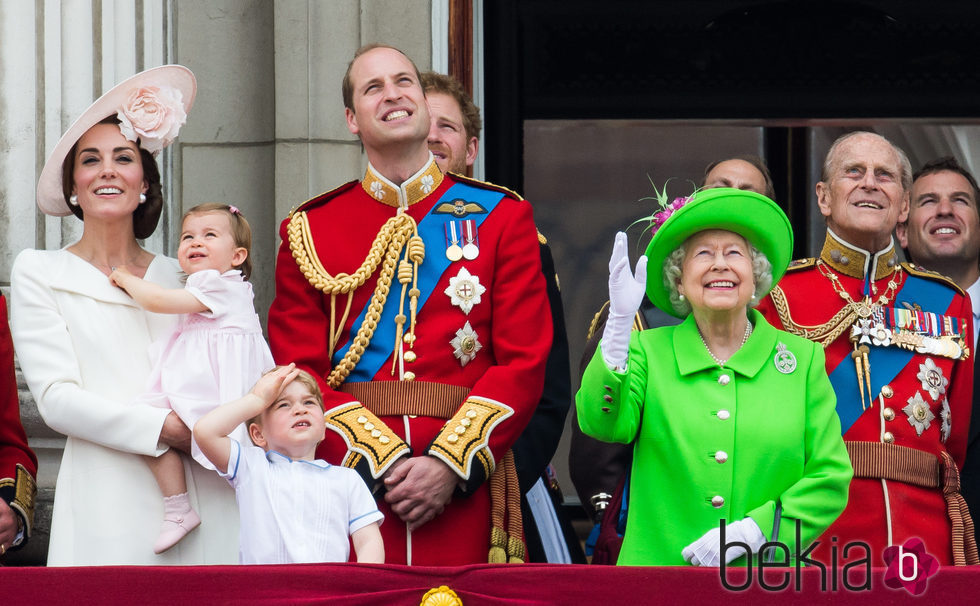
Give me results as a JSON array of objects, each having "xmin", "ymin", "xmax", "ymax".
[
  {"xmin": 139, "ymin": 193, "xmax": 147, "ymax": 204},
  {"xmin": 68, "ymin": 195, "xmax": 78, "ymax": 206},
  {"xmin": 678, "ymin": 293, "xmax": 685, "ymax": 301}
]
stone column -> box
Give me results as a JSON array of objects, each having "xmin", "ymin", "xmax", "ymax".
[
  {"xmin": 174, "ymin": 0, "xmax": 278, "ymax": 319},
  {"xmin": 1, "ymin": 0, "xmax": 171, "ymax": 565}
]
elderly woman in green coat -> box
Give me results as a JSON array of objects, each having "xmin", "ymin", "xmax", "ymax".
[{"xmin": 577, "ymin": 188, "xmax": 852, "ymax": 566}]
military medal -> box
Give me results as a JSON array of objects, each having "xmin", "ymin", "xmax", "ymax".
[
  {"xmin": 903, "ymin": 392, "xmax": 935, "ymax": 436},
  {"xmin": 940, "ymin": 398, "xmax": 951, "ymax": 443},
  {"xmin": 445, "ymin": 267, "xmax": 486, "ymax": 315},
  {"xmin": 916, "ymin": 358, "xmax": 948, "ymax": 401},
  {"xmin": 773, "ymin": 342, "xmax": 797, "ymax": 374},
  {"xmin": 462, "ymin": 219, "xmax": 479, "ymax": 260},
  {"xmin": 450, "ymin": 321, "xmax": 482, "ymax": 366},
  {"xmin": 445, "ymin": 221, "xmax": 463, "ymax": 262}
]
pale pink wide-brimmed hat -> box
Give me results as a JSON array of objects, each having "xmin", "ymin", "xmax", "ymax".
[{"xmin": 36, "ymin": 64, "xmax": 197, "ymax": 216}]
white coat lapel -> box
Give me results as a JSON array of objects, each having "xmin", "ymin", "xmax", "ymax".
[{"xmin": 47, "ymin": 251, "xmax": 180, "ymax": 307}]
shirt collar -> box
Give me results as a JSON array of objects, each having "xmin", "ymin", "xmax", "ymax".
[
  {"xmin": 265, "ymin": 450, "xmax": 330, "ymax": 470},
  {"xmin": 673, "ymin": 309, "xmax": 777, "ymax": 379},
  {"xmin": 967, "ymin": 276, "xmax": 980, "ymax": 318},
  {"xmin": 360, "ymin": 153, "xmax": 444, "ymax": 210},
  {"xmin": 819, "ymin": 228, "xmax": 899, "ymax": 280},
  {"xmin": 966, "ymin": 276, "xmax": 980, "ymax": 348}
]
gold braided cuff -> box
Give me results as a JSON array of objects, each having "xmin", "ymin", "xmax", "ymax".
[
  {"xmin": 0, "ymin": 465, "xmax": 36, "ymax": 537},
  {"xmin": 325, "ymin": 402, "xmax": 410, "ymax": 479},
  {"xmin": 427, "ymin": 396, "xmax": 513, "ymax": 482}
]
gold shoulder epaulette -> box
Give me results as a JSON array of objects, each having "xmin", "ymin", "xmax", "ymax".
[
  {"xmin": 786, "ymin": 257, "xmax": 817, "ymax": 272},
  {"xmin": 902, "ymin": 262, "xmax": 965, "ymax": 296},
  {"xmin": 537, "ymin": 230, "xmax": 548, "ymax": 245},
  {"xmin": 447, "ymin": 172, "xmax": 524, "ymax": 201},
  {"xmin": 586, "ymin": 301, "xmax": 611, "ymax": 341},
  {"xmin": 287, "ymin": 180, "xmax": 359, "ymax": 218}
]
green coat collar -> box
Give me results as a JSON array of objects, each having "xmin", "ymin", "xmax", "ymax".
[{"xmin": 673, "ymin": 309, "xmax": 777, "ymax": 379}]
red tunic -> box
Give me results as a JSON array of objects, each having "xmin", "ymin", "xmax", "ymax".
[
  {"xmin": 1, "ymin": 294, "xmax": 38, "ymax": 546},
  {"xmin": 757, "ymin": 232, "xmax": 973, "ymax": 565},
  {"xmin": 269, "ymin": 159, "xmax": 551, "ymax": 565}
]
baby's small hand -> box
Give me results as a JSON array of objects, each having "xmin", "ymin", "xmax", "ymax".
[{"xmin": 108, "ymin": 266, "xmax": 133, "ymax": 289}]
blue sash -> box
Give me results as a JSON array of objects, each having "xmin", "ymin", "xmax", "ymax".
[
  {"xmin": 830, "ymin": 273, "xmax": 955, "ymax": 433},
  {"xmin": 332, "ymin": 182, "xmax": 507, "ymax": 382}
]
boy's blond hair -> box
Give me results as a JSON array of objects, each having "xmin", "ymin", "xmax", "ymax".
[{"xmin": 247, "ymin": 366, "xmax": 324, "ymax": 433}]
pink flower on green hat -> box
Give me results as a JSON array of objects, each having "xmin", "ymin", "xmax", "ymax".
[{"xmin": 649, "ymin": 196, "xmax": 691, "ymax": 236}]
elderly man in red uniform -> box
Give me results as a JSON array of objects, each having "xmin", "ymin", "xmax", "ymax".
[
  {"xmin": 268, "ymin": 44, "xmax": 551, "ymax": 566},
  {"xmin": 1, "ymin": 294, "xmax": 38, "ymax": 560},
  {"xmin": 757, "ymin": 131, "xmax": 977, "ymax": 565}
]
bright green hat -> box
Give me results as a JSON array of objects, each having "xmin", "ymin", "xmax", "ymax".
[{"xmin": 643, "ymin": 187, "xmax": 793, "ymax": 318}]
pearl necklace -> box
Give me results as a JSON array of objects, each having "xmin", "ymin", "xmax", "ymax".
[{"xmin": 699, "ymin": 321, "xmax": 753, "ymax": 367}]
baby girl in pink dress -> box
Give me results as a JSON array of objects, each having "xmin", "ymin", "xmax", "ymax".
[{"xmin": 111, "ymin": 203, "xmax": 273, "ymax": 553}]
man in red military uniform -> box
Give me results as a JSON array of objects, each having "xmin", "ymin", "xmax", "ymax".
[
  {"xmin": 268, "ymin": 45, "xmax": 551, "ymax": 565},
  {"xmin": 1, "ymin": 294, "xmax": 38, "ymax": 560},
  {"xmin": 757, "ymin": 131, "xmax": 977, "ymax": 565}
]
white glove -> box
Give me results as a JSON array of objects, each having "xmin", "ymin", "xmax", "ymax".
[
  {"xmin": 681, "ymin": 517, "xmax": 766, "ymax": 567},
  {"xmin": 600, "ymin": 231, "xmax": 648, "ymax": 370}
]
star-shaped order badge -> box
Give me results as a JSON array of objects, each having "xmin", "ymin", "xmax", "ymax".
[
  {"xmin": 916, "ymin": 358, "xmax": 948, "ymax": 401},
  {"xmin": 940, "ymin": 398, "xmax": 951, "ymax": 443},
  {"xmin": 903, "ymin": 392, "xmax": 935, "ymax": 437},
  {"xmin": 939, "ymin": 398, "xmax": 953, "ymax": 443},
  {"xmin": 445, "ymin": 267, "xmax": 486, "ymax": 315},
  {"xmin": 450, "ymin": 321, "xmax": 482, "ymax": 367}
]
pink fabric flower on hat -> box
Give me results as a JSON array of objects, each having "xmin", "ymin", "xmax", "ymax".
[
  {"xmin": 116, "ymin": 85, "xmax": 187, "ymax": 155},
  {"xmin": 649, "ymin": 196, "xmax": 691, "ymax": 236}
]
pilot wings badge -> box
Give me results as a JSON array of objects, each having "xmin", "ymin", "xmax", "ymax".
[{"xmin": 433, "ymin": 198, "xmax": 488, "ymax": 218}]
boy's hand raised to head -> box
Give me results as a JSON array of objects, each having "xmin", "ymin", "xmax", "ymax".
[{"xmin": 250, "ymin": 363, "xmax": 299, "ymax": 404}]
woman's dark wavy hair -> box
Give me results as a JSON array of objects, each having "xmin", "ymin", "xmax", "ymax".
[{"xmin": 60, "ymin": 116, "xmax": 164, "ymax": 239}]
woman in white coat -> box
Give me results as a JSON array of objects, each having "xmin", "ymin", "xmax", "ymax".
[{"xmin": 10, "ymin": 66, "xmax": 238, "ymax": 565}]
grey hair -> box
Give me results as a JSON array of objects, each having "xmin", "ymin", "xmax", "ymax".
[
  {"xmin": 663, "ymin": 239, "xmax": 773, "ymax": 316},
  {"xmin": 821, "ymin": 131, "xmax": 913, "ymax": 192}
]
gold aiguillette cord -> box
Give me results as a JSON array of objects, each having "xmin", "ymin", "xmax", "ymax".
[{"xmin": 850, "ymin": 343, "xmax": 873, "ymax": 410}]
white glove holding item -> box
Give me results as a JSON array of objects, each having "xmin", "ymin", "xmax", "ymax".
[
  {"xmin": 600, "ymin": 231, "xmax": 648, "ymax": 370},
  {"xmin": 681, "ymin": 517, "xmax": 766, "ymax": 567}
]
